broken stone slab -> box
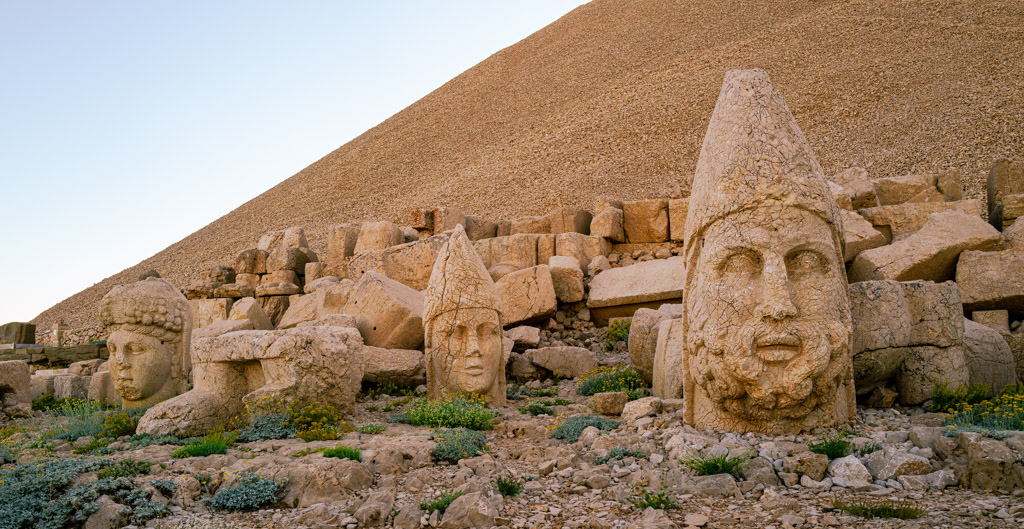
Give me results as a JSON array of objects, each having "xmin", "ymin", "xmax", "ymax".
[
  {"xmin": 856, "ymin": 199, "xmax": 983, "ymax": 242},
  {"xmin": 0, "ymin": 360, "xmax": 30, "ymax": 417},
  {"xmin": 587, "ymin": 257, "xmax": 685, "ymax": 324},
  {"xmin": 505, "ymin": 326, "xmax": 540, "ymax": 348},
  {"xmin": 0, "ymin": 323, "xmax": 35, "ymax": 345},
  {"xmin": 304, "ymin": 262, "xmax": 323, "ymax": 283},
  {"xmin": 327, "ymin": 223, "xmax": 361, "ymax": 263},
  {"xmin": 267, "ymin": 247, "xmax": 316, "ymax": 273},
  {"xmin": 87, "ymin": 371, "xmax": 120, "ymax": 406},
  {"xmin": 228, "ymin": 297, "xmax": 274, "ymax": 330},
  {"xmin": 830, "ymin": 167, "xmax": 878, "ymax": 209},
  {"xmin": 277, "ymin": 282, "xmax": 353, "ymax": 330},
  {"xmin": 839, "ymin": 209, "xmax": 887, "ymax": 262},
  {"xmin": 255, "ymin": 281, "xmax": 301, "ymax": 297},
  {"xmin": 261, "ymin": 270, "xmax": 300, "ymax": 286},
  {"xmin": 464, "ymin": 216, "xmax": 498, "ymax": 241},
  {"xmin": 191, "ymin": 319, "xmax": 254, "ymax": 340},
  {"xmin": 205, "ymin": 265, "xmax": 236, "ymax": 285},
  {"xmin": 304, "ymin": 275, "xmax": 340, "ymax": 294},
  {"xmin": 473, "ymin": 233, "xmax": 541, "ymax": 275},
  {"xmin": 621, "ymin": 396, "xmax": 662, "ymax": 422},
  {"xmin": 623, "ymin": 198, "xmax": 669, "ymax": 243},
  {"xmin": 192, "ymin": 298, "xmax": 233, "ymax": 329},
  {"xmin": 652, "ymin": 318, "xmax": 684, "ymax": 399},
  {"xmin": 554, "ymin": 232, "xmax": 612, "ymax": 271},
  {"xmin": 527, "ymin": 346, "xmax": 598, "ymax": 378},
  {"xmin": 863, "ymin": 448, "xmax": 931, "ymax": 481},
  {"xmin": 510, "ymin": 215, "xmax": 550, "ymax": 235},
  {"xmin": 829, "ymin": 181, "xmax": 854, "ymax": 210},
  {"xmin": 258, "ymin": 226, "xmax": 308, "ymax": 253},
  {"xmin": 362, "ymin": 347, "xmax": 425, "ymax": 387},
  {"xmin": 987, "ymin": 158, "xmax": 1024, "ymax": 230},
  {"xmin": 341, "ymin": 270, "xmax": 424, "ymax": 350},
  {"xmin": 213, "ymin": 283, "xmax": 255, "ymax": 298},
  {"xmin": 235, "ymin": 249, "xmax": 268, "ymax": 275},
  {"xmin": 966, "ymin": 438, "xmax": 1024, "ymax": 490},
  {"xmin": 589, "ymin": 206, "xmax": 625, "ymax": 242},
  {"xmin": 628, "ymin": 304, "xmax": 681, "ymax": 384},
  {"xmin": 354, "ymin": 221, "xmax": 404, "ymax": 255},
  {"xmin": 53, "ymin": 374, "xmax": 90, "ymax": 400},
  {"xmin": 348, "ymin": 231, "xmax": 450, "ymax": 291},
  {"xmin": 848, "ymin": 210, "xmax": 1002, "ymax": 283},
  {"xmin": 548, "ymin": 256, "xmax": 584, "ymax": 303},
  {"xmin": 956, "ymin": 249, "xmax": 1024, "ymax": 311},
  {"xmin": 495, "ymin": 265, "xmax": 557, "ymax": 326},
  {"xmin": 1000, "ymin": 193, "xmax": 1024, "ymax": 228},
  {"xmin": 235, "ymin": 273, "xmax": 259, "ymax": 287},
  {"xmin": 668, "ymin": 198, "xmax": 689, "ymax": 241},
  {"xmin": 962, "ymin": 318, "xmax": 1016, "ymax": 394},
  {"xmin": 431, "ymin": 207, "xmax": 466, "ymax": 233},
  {"xmin": 591, "ymin": 391, "xmax": 628, "ymax": 415},
  {"xmin": 872, "ymin": 173, "xmax": 935, "ymax": 206},
  {"xmin": 545, "ymin": 207, "xmax": 592, "ymax": 235},
  {"xmin": 259, "ymin": 296, "xmax": 290, "ymax": 328},
  {"xmin": 972, "ymin": 309, "xmax": 1010, "ymax": 333},
  {"xmin": 68, "ymin": 358, "xmax": 105, "ymax": 376}
]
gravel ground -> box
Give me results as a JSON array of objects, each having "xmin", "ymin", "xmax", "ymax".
[{"xmin": 33, "ymin": 0, "xmax": 1024, "ymax": 327}]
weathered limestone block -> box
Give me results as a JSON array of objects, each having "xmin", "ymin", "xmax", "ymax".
[
  {"xmin": 668, "ymin": 198, "xmax": 689, "ymax": 241},
  {"xmin": 0, "ymin": 360, "xmax": 30, "ymax": 417},
  {"xmin": 464, "ymin": 216, "xmax": 498, "ymax": 241},
  {"xmin": 192, "ymin": 319, "xmax": 253, "ymax": 340},
  {"xmin": 828, "ymin": 181, "xmax": 854, "ymax": 210},
  {"xmin": 304, "ymin": 275, "xmax": 340, "ymax": 294},
  {"xmin": 138, "ymin": 326, "xmax": 364, "ymax": 436},
  {"xmin": 354, "ymin": 221, "xmax": 404, "ymax": 255},
  {"xmin": 255, "ymin": 281, "xmax": 300, "ymax": 297},
  {"xmin": 546, "ymin": 207, "xmax": 592, "ymax": 235},
  {"xmin": 68, "ymin": 358, "xmax": 105, "ymax": 376},
  {"xmin": 592, "ymin": 391, "xmax": 628, "ymax": 415},
  {"xmin": 327, "ymin": 223, "xmax": 361, "ymax": 263},
  {"xmin": 411, "ymin": 208, "xmax": 433, "ymax": 231},
  {"xmin": 184, "ymin": 282, "xmax": 217, "ymax": 300},
  {"xmin": 0, "ymin": 322, "xmax": 35, "ymax": 345},
  {"xmin": 262, "ymin": 270, "xmax": 301, "ymax": 286},
  {"xmin": 590, "ymin": 207, "xmax": 625, "ymax": 242},
  {"xmin": 440, "ymin": 492, "xmax": 498, "ymax": 529},
  {"xmin": 54, "ymin": 374, "xmax": 90, "ymax": 400},
  {"xmin": 473, "ymin": 233, "xmax": 540, "ymax": 274},
  {"xmin": 401, "ymin": 226, "xmax": 419, "ymax": 243},
  {"xmin": 830, "ymin": 167, "xmax": 878, "ymax": 209},
  {"xmin": 228, "ymin": 297, "xmax": 274, "ymax": 330},
  {"xmin": 101, "ymin": 278, "xmax": 192, "ymax": 408},
  {"xmin": 966, "ymin": 439, "xmax": 1024, "ymax": 490},
  {"xmin": 873, "ymin": 174, "xmax": 934, "ymax": 206},
  {"xmin": 856, "ymin": 199, "xmax": 983, "ymax": 242},
  {"xmin": 1004, "ymin": 211, "xmax": 1024, "ymax": 250},
  {"xmin": 304, "ymin": 262, "xmax": 323, "ymax": 283},
  {"xmin": 205, "ymin": 265, "xmax": 236, "ymax": 285},
  {"xmin": 348, "ymin": 232, "xmax": 451, "ymax": 291},
  {"xmin": 278, "ymin": 281, "xmax": 353, "ymax": 329},
  {"xmin": 506, "ymin": 326, "xmax": 541, "ymax": 349},
  {"xmin": 935, "ymin": 170, "xmax": 964, "ymax": 201},
  {"xmin": 267, "ymin": 247, "xmax": 315, "ymax": 274},
  {"xmin": 956, "ymin": 249, "xmax": 1024, "ymax": 311},
  {"xmin": 362, "ymin": 347, "xmax": 424, "ymax": 387},
  {"xmin": 652, "ymin": 318, "xmax": 685, "ymax": 399},
  {"xmin": 848, "ymin": 281, "xmax": 912, "ymax": 389},
  {"xmin": 527, "ymin": 346, "xmax": 598, "ymax": 378},
  {"xmin": 839, "ymin": 209, "xmax": 887, "ymax": 262},
  {"xmin": 864, "ymin": 448, "xmax": 931, "ymax": 481},
  {"xmin": 623, "ymin": 198, "xmax": 669, "ymax": 243},
  {"xmin": 628, "ymin": 305, "xmax": 681, "ymax": 383},
  {"xmin": 423, "ymin": 226, "xmax": 506, "ymax": 405},
  {"xmin": 1001, "ymin": 193, "xmax": 1024, "ymax": 227},
  {"xmin": 259, "ymin": 296, "xmax": 290, "ymax": 327},
  {"xmin": 510, "ymin": 215, "xmax": 550, "ymax": 235},
  {"xmin": 972, "ymin": 309, "xmax": 1010, "ymax": 332},
  {"xmin": 235, "ymin": 273, "xmax": 259, "ymax": 287},
  {"xmin": 679, "ymin": 69, "xmax": 855, "ymax": 434},
  {"xmin": 548, "ymin": 256, "xmax": 585, "ymax": 303},
  {"xmin": 30, "ymin": 371, "xmax": 59, "ymax": 400},
  {"xmin": 848, "ymin": 211, "xmax": 1002, "ymax": 283},
  {"xmin": 962, "ymin": 319, "xmax": 1016, "ymax": 394},
  {"xmin": 586, "ymin": 257, "xmax": 685, "ymax": 324},
  {"xmin": 213, "ymin": 283, "xmax": 255, "ymax": 298},
  {"xmin": 555, "ymin": 232, "xmax": 611, "ymax": 271},
  {"xmin": 432, "ymin": 207, "xmax": 466, "ymax": 233},
  {"xmin": 87, "ymin": 371, "xmax": 121, "ymax": 406},
  {"xmin": 897, "ymin": 344, "xmax": 968, "ymax": 405},
  {"xmin": 987, "ymin": 158, "xmax": 1024, "ymax": 230},
  {"xmin": 235, "ymin": 249, "xmax": 268, "ymax": 275},
  {"xmin": 342, "ymin": 271, "xmax": 424, "ymax": 350},
  {"xmin": 495, "ymin": 265, "xmax": 557, "ymax": 326},
  {"xmin": 258, "ymin": 226, "xmax": 308, "ymax": 253}
]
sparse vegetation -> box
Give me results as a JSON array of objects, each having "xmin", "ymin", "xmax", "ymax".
[
  {"xmin": 548, "ymin": 415, "xmax": 618, "ymax": 443},
  {"xmin": 680, "ymin": 449, "xmax": 751, "ymax": 477},
  {"xmin": 97, "ymin": 458, "xmax": 152, "ymax": 479},
  {"xmin": 357, "ymin": 423, "xmax": 387, "ymax": 435},
  {"xmin": 608, "ymin": 319, "xmax": 630, "ymax": 342},
  {"xmin": 595, "ymin": 447, "xmax": 645, "ymax": 465},
  {"xmin": 495, "ymin": 476, "xmax": 523, "ymax": 496},
  {"xmin": 943, "ymin": 382, "xmax": 1024, "ymax": 435},
  {"xmin": 420, "ymin": 490, "xmax": 463, "ymax": 514},
  {"xmin": 208, "ymin": 473, "xmax": 285, "ymax": 512},
  {"xmin": 519, "ymin": 402, "xmax": 555, "ymax": 416},
  {"xmin": 808, "ymin": 430, "xmax": 854, "ymax": 460},
  {"xmin": 322, "ymin": 445, "xmax": 362, "ymax": 462},
  {"xmin": 394, "ymin": 394, "xmax": 498, "ymax": 430},
  {"xmin": 101, "ymin": 408, "xmax": 145, "ymax": 438},
  {"xmin": 830, "ymin": 496, "xmax": 925, "ymax": 519},
  {"xmin": 629, "ymin": 486, "xmax": 676, "ymax": 510},
  {"xmin": 856, "ymin": 442, "xmax": 882, "ymax": 456},
  {"xmin": 507, "ymin": 385, "xmax": 558, "ymax": 400},
  {"xmin": 431, "ymin": 427, "xmax": 488, "ymax": 463},
  {"xmin": 577, "ymin": 365, "xmax": 646, "ymax": 397},
  {"xmin": 172, "ymin": 431, "xmax": 235, "ymax": 458},
  {"xmin": 928, "ymin": 382, "xmax": 990, "ymax": 412}
]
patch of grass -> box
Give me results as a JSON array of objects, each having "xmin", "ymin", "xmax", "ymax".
[
  {"xmin": 395, "ymin": 394, "xmax": 498, "ymax": 430},
  {"xmin": 151, "ymin": 478, "xmax": 178, "ymax": 497},
  {"xmin": 629, "ymin": 486, "xmax": 675, "ymax": 510},
  {"xmin": 548, "ymin": 415, "xmax": 618, "ymax": 443},
  {"xmin": 31, "ymin": 394, "xmax": 71, "ymax": 412},
  {"xmin": 519, "ymin": 403, "xmax": 555, "ymax": 416},
  {"xmin": 608, "ymin": 319, "xmax": 630, "ymax": 342},
  {"xmin": 53, "ymin": 399, "xmax": 107, "ymax": 440},
  {"xmin": 290, "ymin": 447, "xmax": 325, "ymax": 458},
  {"xmin": 356, "ymin": 423, "xmax": 387, "ymax": 435},
  {"xmin": 97, "ymin": 458, "xmax": 152, "ymax": 480},
  {"xmin": 72, "ymin": 437, "xmax": 112, "ymax": 455},
  {"xmin": 171, "ymin": 431, "xmax": 235, "ymax": 458},
  {"xmin": 209, "ymin": 473, "xmax": 285, "ymax": 512},
  {"xmin": 431, "ymin": 428, "xmax": 487, "ymax": 463},
  {"xmin": 577, "ymin": 365, "xmax": 646, "ymax": 396},
  {"xmin": 361, "ymin": 382, "xmax": 416, "ymax": 399},
  {"xmin": 539, "ymin": 398, "xmax": 573, "ymax": 406},
  {"xmin": 943, "ymin": 387, "xmax": 1024, "ymax": 434},
  {"xmin": 830, "ymin": 497, "xmax": 924, "ymax": 519},
  {"xmin": 494, "ymin": 477, "xmax": 523, "ymax": 497},
  {"xmin": 856, "ymin": 442, "xmax": 882, "ymax": 456},
  {"xmin": 507, "ymin": 385, "xmax": 557, "ymax": 400},
  {"xmin": 322, "ymin": 445, "xmax": 362, "ymax": 462},
  {"xmin": 128, "ymin": 433, "xmax": 189, "ymax": 448},
  {"xmin": 595, "ymin": 447, "xmax": 645, "ymax": 465},
  {"xmin": 680, "ymin": 449, "xmax": 752, "ymax": 477},
  {"xmin": 420, "ymin": 490, "xmax": 463, "ymax": 515},
  {"xmin": 928, "ymin": 382, "xmax": 990, "ymax": 412},
  {"xmin": 809, "ymin": 430, "xmax": 854, "ymax": 460}
]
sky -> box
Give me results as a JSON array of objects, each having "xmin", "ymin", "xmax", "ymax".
[{"xmin": 0, "ymin": 1, "xmax": 589, "ymax": 326}]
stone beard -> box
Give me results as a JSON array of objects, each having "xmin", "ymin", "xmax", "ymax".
[
  {"xmin": 425, "ymin": 307, "xmax": 505, "ymax": 405},
  {"xmin": 684, "ymin": 206, "xmax": 853, "ymax": 432}
]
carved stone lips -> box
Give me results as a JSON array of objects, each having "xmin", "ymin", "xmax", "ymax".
[{"xmin": 753, "ymin": 333, "xmax": 800, "ymax": 362}]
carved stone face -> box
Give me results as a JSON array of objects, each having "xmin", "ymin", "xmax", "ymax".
[
  {"xmin": 686, "ymin": 206, "xmax": 850, "ymax": 425},
  {"xmin": 428, "ymin": 308, "xmax": 503, "ymax": 398},
  {"xmin": 108, "ymin": 329, "xmax": 175, "ymax": 405}
]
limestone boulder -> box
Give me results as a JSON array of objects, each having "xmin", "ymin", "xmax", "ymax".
[
  {"xmin": 987, "ymin": 158, "xmax": 1024, "ymax": 230},
  {"xmin": 258, "ymin": 296, "xmax": 289, "ymax": 328},
  {"xmin": 342, "ymin": 271, "xmax": 424, "ymax": 350},
  {"xmin": 548, "ymin": 256, "xmax": 584, "ymax": 303},
  {"xmin": 506, "ymin": 326, "xmax": 540, "ymax": 348},
  {"xmin": 587, "ymin": 257, "xmax": 685, "ymax": 324},
  {"xmin": 354, "ymin": 221, "xmax": 404, "ymax": 255},
  {"xmin": 829, "ymin": 181, "xmax": 854, "ymax": 210},
  {"xmin": 966, "ymin": 438, "xmax": 1024, "ymax": 490},
  {"xmin": 962, "ymin": 318, "xmax": 1016, "ymax": 394},
  {"xmin": 839, "ymin": 209, "xmax": 886, "ymax": 262},
  {"xmin": 362, "ymin": 347, "xmax": 425, "ymax": 387},
  {"xmin": 592, "ymin": 392, "xmax": 628, "ymax": 415},
  {"xmin": 192, "ymin": 319, "xmax": 254, "ymax": 340},
  {"xmin": 235, "ymin": 249, "xmax": 268, "ymax": 274},
  {"xmin": 277, "ymin": 458, "xmax": 374, "ymax": 508},
  {"xmin": 621, "ymin": 396, "xmax": 662, "ymax": 422},
  {"xmin": 473, "ymin": 233, "xmax": 541, "ymax": 273},
  {"xmin": 831, "ymin": 167, "xmax": 878, "ymax": 209},
  {"xmin": 848, "ymin": 210, "xmax": 1002, "ymax": 282},
  {"xmin": 856, "ymin": 199, "xmax": 983, "ymax": 242},
  {"xmin": 54, "ymin": 374, "xmax": 89, "ymax": 400},
  {"xmin": 590, "ymin": 206, "xmax": 625, "ymax": 242},
  {"xmin": 256, "ymin": 281, "xmax": 301, "ymax": 297},
  {"xmin": 864, "ymin": 449, "xmax": 932, "ymax": 481},
  {"xmin": 527, "ymin": 346, "xmax": 598, "ymax": 378},
  {"xmin": 510, "ymin": 215, "xmax": 550, "ymax": 234},
  {"xmin": 628, "ymin": 304, "xmax": 681, "ymax": 383},
  {"xmin": 1003, "ymin": 218, "xmax": 1024, "ymax": 249},
  {"xmin": 827, "ymin": 455, "xmax": 872, "ymax": 482},
  {"xmin": 193, "ymin": 298, "xmax": 233, "ymax": 329},
  {"xmin": 623, "ymin": 198, "xmax": 669, "ymax": 243},
  {"xmin": 495, "ymin": 265, "xmax": 557, "ymax": 325},
  {"xmin": 431, "ymin": 207, "xmax": 466, "ymax": 233},
  {"xmin": 228, "ymin": 297, "xmax": 274, "ymax": 330},
  {"xmin": 545, "ymin": 207, "xmax": 592, "ymax": 235},
  {"xmin": 956, "ymin": 249, "xmax": 1024, "ymax": 311},
  {"xmin": 873, "ymin": 174, "xmax": 934, "ymax": 206},
  {"xmin": 327, "ymin": 223, "xmax": 361, "ymax": 263},
  {"xmin": 464, "ymin": 216, "xmax": 498, "ymax": 241},
  {"xmin": 213, "ymin": 283, "xmax": 255, "ymax": 298},
  {"xmin": 972, "ymin": 309, "xmax": 1010, "ymax": 332},
  {"xmin": 440, "ymin": 491, "xmax": 497, "ymax": 529},
  {"xmin": 668, "ymin": 198, "xmax": 689, "ymax": 241},
  {"xmin": 87, "ymin": 371, "xmax": 120, "ymax": 406},
  {"xmin": 652, "ymin": 318, "xmax": 685, "ymax": 399},
  {"xmin": 258, "ymin": 226, "xmax": 308, "ymax": 253},
  {"xmin": 0, "ymin": 360, "xmax": 30, "ymax": 417},
  {"xmin": 267, "ymin": 247, "xmax": 314, "ymax": 273},
  {"xmin": 348, "ymin": 232, "xmax": 450, "ymax": 291},
  {"xmin": 555, "ymin": 232, "xmax": 611, "ymax": 271},
  {"xmin": 278, "ymin": 282, "xmax": 353, "ymax": 329}
]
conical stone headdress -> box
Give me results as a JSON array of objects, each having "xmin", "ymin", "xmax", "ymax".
[
  {"xmin": 423, "ymin": 225, "xmax": 503, "ymax": 324},
  {"xmin": 682, "ymin": 69, "xmax": 845, "ymax": 285}
]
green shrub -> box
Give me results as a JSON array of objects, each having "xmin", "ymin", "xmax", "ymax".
[
  {"xmin": 929, "ymin": 382, "xmax": 990, "ymax": 412},
  {"xmin": 608, "ymin": 319, "xmax": 630, "ymax": 342},
  {"xmin": 541, "ymin": 398, "xmax": 573, "ymax": 406},
  {"xmin": 943, "ymin": 388, "xmax": 1024, "ymax": 434},
  {"xmin": 237, "ymin": 413, "xmax": 294, "ymax": 442},
  {"xmin": 322, "ymin": 445, "xmax": 362, "ymax": 462},
  {"xmin": 595, "ymin": 447, "xmax": 645, "ymax": 465},
  {"xmin": 53, "ymin": 400, "xmax": 107, "ymax": 440},
  {"xmin": 286, "ymin": 402, "xmax": 351, "ymax": 441},
  {"xmin": 101, "ymin": 408, "xmax": 145, "ymax": 438},
  {"xmin": 128, "ymin": 433, "xmax": 188, "ymax": 448},
  {"xmin": 629, "ymin": 486, "xmax": 676, "ymax": 510},
  {"xmin": 97, "ymin": 458, "xmax": 152, "ymax": 480},
  {"xmin": 830, "ymin": 497, "xmax": 924, "ymax": 519},
  {"xmin": 397, "ymin": 395, "xmax": 498, "ymax": 430},
  {"xmin": 577, "ymin": 365, "xmax": 646, "ymax": 396},
  {"xmin": 680, "ymin": 449, "xmax": 751, "ymax": 477},
  {"xmin": 519, "ymin": 403, "xmax": 555, "ymax": 416},
  {"xmin": 0, "ymin": 456, "xmax": 102, "ymax": 529},
  {"xmin": 431, "ymin": 428, "xmax": 487, "ymax": 463},
  {"xmin": 31, "ymin": 394, "xmax": 69, "ymax": 412},
  {"xmin": 856, "ymin": 442, "xmax": 882, "ymax": 456},
  {"xmin": 808, "ymin": 431, "xmax": 854, "ymax": 460},
  {"xmin": 151, "ymin": 478, "xmax": 178, "ymax": 497},
  {"xmin": 171, "ymin": 431, "xmax": 235, "ymax": 458},
  {"xmin": 208, "ymin": 473, "xmax": 285, "ymax": 511},
  {"xmin": 357, "ymin": 423, "xmax": 387, "ymax": 435},
  {"xmin": 548, "ymin": 415, "xmax": 618, "ymax": 443},
  {"xmin": 507, "ymin": 385, "xmax": 557, "ymax": 400},
  {"xmin": 362, "ymin": 382, "xmax": 416, "ymax": 399},
  {"xmin": 495, "ymin": 476, "xmax": 523, "ymax": 496},
  {"xmin": 420, "ymin": 490, "xmax": 463, "ymax": 514},
  {"xmin": 72, "ymin": 437, "xmax": 111, "ymax": 455}
]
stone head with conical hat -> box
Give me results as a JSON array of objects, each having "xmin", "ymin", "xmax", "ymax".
[
  {"xmin": 681, "ymin": 69, "xmax": 855, "ymax": 434},
  {"xmin": 100, "ymin": 277, "xmax": 192, "ymax": 408},
  {"xmin": 424, "ymin": 225, "xmax": 506, "ymax": 405}
]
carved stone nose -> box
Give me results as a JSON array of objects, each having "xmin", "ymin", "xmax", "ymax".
[{"xmin": 758, "ymin": 254, "xmax": 798, "ymax": 321}]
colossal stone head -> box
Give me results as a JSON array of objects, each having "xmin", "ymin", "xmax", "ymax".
[
  {"xmin": 681, "ymin": 69, "xmax": 856, "ymax": 433},
  {"xmin": 423, "ymin": 225, "xmax": 506, "ymax": 406},
  {"xmin": 100, "ymin": 277, "xmax": 192, "ymax": 408}
]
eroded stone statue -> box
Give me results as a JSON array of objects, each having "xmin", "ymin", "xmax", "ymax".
[
  {"xmin": 423, "ymin": 225, "xmax": 507, "ymax": 405},
  {"xmin": 681, "ymin": 69, "xmax": 856, "ymax": 433},
  {"xmin": 99, "ymin": 278, "xmax": 192, "ymax": 408}
]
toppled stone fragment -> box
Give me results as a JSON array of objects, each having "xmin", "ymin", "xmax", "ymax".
[
  {"xmin": 548, "ymin": 256, "xmax": 584, "ymax": 303},
  {"xmin": 342, "ymin": 271, "xmax": 424, "ymax": 350},
  {"xmin": 623, "ymin": 198, "xmax": 669, "ymax": 243},
  {"xmin": 956, "ymin": 249, "xmax": 1024, "ymax": 311},
  {"xmin": 495, "ymin": 265, "xmax": 557, "ymax": 326}
]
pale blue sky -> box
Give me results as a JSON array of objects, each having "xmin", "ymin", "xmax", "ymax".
[{"xmin": 0, "ymin": 1, "xmax": 588, "ymax": 325}]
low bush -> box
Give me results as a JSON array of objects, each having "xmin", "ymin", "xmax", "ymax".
[
  {"xmin": 431, "ymin": 428, "xmax": 487, "ymax": 463},
  {"xmin": 362, "ymin": 382, "xmax": 416, "ymax": 399},
  {"xmin": 53, "ymin": 399, "xmax": 107, "ymax": 440},
  {"xmin": 31, "ymin": 394, "xmax": 70, "ymax": 412},
  {"xmin": 101, "ymin": 408, "xmax": 145, "ymax": 438},
  {"xmin": 629, "ymin": 486, "xmax": 676, "ymax": 510},
  {"xmin": 128, "ymin": 433, "xmax": 189, "ymax": 448},
  {"xmin": 420, "ymin": 490, "xmax": 463, "ymax": 514},
  {"xmin": 830, "ymin": 497, "xmax": 924, "ymax": 519},
  {"xmin": 72, "ymin": 437, "xmax": 112, "ymax": 455},
  {"xmin": 494, "ymin": 476, "xmax": 523, "ymax": 497},
  {"xmin": 548, "ymin": 415, "xmax": 618, "ymax": 443},
  {"xmin": 0, "ymin": 456, "xmax": 101, "ymax": 528},
  {"xmin": 608, "ymin": 319, "xmax": 630, "ymax": 342},
  {"xmin": 208, "ymin": 473, "xmax": 285, "ymax": 512},
  {"xmin": 519, "ymin": 403, "xmax": 555, "ymax": 416},
  {"xmin": 288, "ymin": 402, "xmax": 351, "ymax": 441},
  {"xmin": 507, "ymin": 385, "xmax": 557, "ymax": 400},
  {"xmin": 595, "ymin": 447, "xmax": 645, "ymax": 465},
  {"xmin": 172, "ymin": 431, "xmax": 235, "ymax": 458},
  {"xmin": 397, "ymin": 395, "xmax": 498, "ymax": 430},
  {"xmin": 237, "ymin": 412, "xmax": 293, "ymax": 443},
  {"xmin": 356, "ymin": 423, "xmax": 387, "ymax": 435},
  {"xmin": 577, "ymin": 365, "xmax": 646, "ymax": 397},
  {"xmin": 856, "ymin": 442, "xmax": 882, "ymax": 456},
  {"xmin": 928, "ymin": 382, "xmax": 990, "ymax": 412},
  {"xmin": 680, "ymin": 449, "xmax": 751, "ymax": 477},
  {"xmin": 151, "ymin": 478, "xmax": 178, "ymax": 497},
  {"xmin": 322, "ymin": 445, "xmax": 362, "ymax": 462},
  {"xmin": 808, "ymin": 430, "xmax": 854, "ymax": 460},
  {"xmin": 943, "ymin": 387, "xmax": 1024, "ymax": 434},
  {"xmin": 97, "ymin": 458, "xmax": 152, "ymax": 480}
]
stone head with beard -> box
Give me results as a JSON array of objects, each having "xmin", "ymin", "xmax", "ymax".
[
  {"xmin": 100, "ymin": 277, "xmax": 192, "ymax": 408},
  {"xmin": 681, "ymin": 69, "xmax": 856, "ymax": 434}
]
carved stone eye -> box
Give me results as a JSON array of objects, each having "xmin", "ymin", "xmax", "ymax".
[
  {"xmin": 787, "ymin": 250, "xmax": 827, "ymax": 279},
  {"xmin": 720, "ymin": 251, "xmax": 760, "ymax": 278}
]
